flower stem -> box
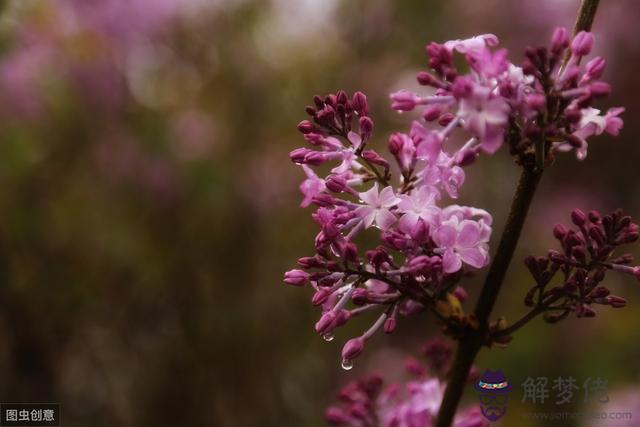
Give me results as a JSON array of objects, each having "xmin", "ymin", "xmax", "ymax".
[
  {"xmin": 435, "ymin": 4, "xmax": 601, "ymax": 425},
  {"xmin": 435, "ymin": 166, "xmax": 542, "ymax": 427}
]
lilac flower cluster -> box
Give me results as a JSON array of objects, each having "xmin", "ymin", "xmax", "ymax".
[
  {"xmin": 284, "ymin": 28, "xmax": 625, "ymax": 368},
  {"xmin": 390, "ymin": 29, "xmax": 623, "ymax": 164},
  {"xmin": 325, "ymin": 341, "xmax": 486, "ymax": 427},
  {"xmin": 522, "ymin": 209, "xmax": 639, "ymax": 322},
  {"xmin": 286, "ymin": 87, "xmax": 493, "ymax": 368}
]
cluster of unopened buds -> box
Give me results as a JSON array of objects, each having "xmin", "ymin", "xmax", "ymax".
[
  {"xmin": 523, "ymin": 209, "xmax": 639, "ymax": 322},
  {"xmin": 324, "ymin": 338, "xmax": 487, "ymax": 427},
  {"xmin": 284, "ymin": 26, "xmax": 626, "ymax": 371}
]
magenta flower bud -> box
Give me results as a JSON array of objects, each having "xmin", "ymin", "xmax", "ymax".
[
  {"xmin": 359, "ymin": 116, "xmax": 374, "ymax": 136},
  {"xmin": 524, "ymin": 93, "xmax": 546, "ymax": 111},
  {"xmin": 334, "ymin": 309, "xmax": 352, "ymax": 327},
  {"xmin": 312, "ymin": 194, "xmax": 336, "ymax": 207},
  {"xmin": 390, "ymin": 91, "xmax": 421, "ymax": 112},
  {"xmin": 585, "ymin": 56, "xmax": 606, "ymax": 79},
  {"xmin": 336, "ymin": 90, "xmax": 348, "ymax": 106},
  {"xmin": 588, "ymin": 81, "xmax": 611, "ymax": 97},
  {"xmin": 362, "ymin": 150, "xmax": 389, "ymax": 168},
  {"xmin": 422, "ymin": 105, "xmax": 442, "ymax": 121},
  {"xmin": 406, "ymin": 255, "xmax": 431, "ymax": 273},
  {"xmin": 304, "ymin": 151, "xmax": 328, "ymax": 166},
  {"xmin": 454, "ymin": 148, "xmax": 477, "ymax": 167},
  {"xmin": 383, "ymin": 317, "xmax": 397, "ymax": 334},
  {"xmin": 339, "ymin": 241, "xmax": 358, "ymax": 262},
  {"xmin": 410, "ymin": 219, "xmax": 429, "ymax": 244},
  {"xmin": 312, "ymin": 289, "xmax": 331, "ymax": 306},
  {"xmin": 351, "ymin": 288, "xmax": 368, "ymax": 306},
  {"xmin": 297, "ymin": 120, "xmax": 315, "ymax": 134},
  {"xmin": 298, "ymin": 256, "xmax": 325, "ymax": 269},
  {"xmin": 284, "ymin": 269, "xmax": 310, "ymax": 286},
  {"xmin": 576, "ymin": 304, "xmax": 596, "ymax": 318},
  {"xmin": 588, "ymin": 226, "xmax": 606, "ymax": 245},
  {"xmin": 315, "ymin": 311, "xmax": 338, "ymax": 334},
  {"xmin": 553, "ymin": 223, "xmax": 568, "ymax": 240},
  {"xmin": 388, "ymin": 133, "xmax": 403, "ymax": 155},
  {"xmin": 437, "ymin": 113, "xmax": 455, "ymax": 127},
  {"xmin": 289, "ymin": 147, "xmax": 311, "ymax": 163},
  {"xmin": 453, "ymin": 286, "xmax": 468, "ymax": 302},
  {"xmin": 571, "ymin": 31, "xmax": 594, "ymax": 56},
  {"xmin": 571, "ymin": 209, "xmax": 587, "ymax": 226},
  {"xmin": 325, "ymin": 407, "xmax": 349, "ymax": 424},
  {"xmin": 325, "ymin": 175, "xmax": 349, "ymax": 193},
  {"xmin": 607, "ymin": 296, "xmax": 627, "ymax": 308},
  {"xmin": 416, "ymin": 71, "xmax": 440, "ymax": 87},
  {"xmin": 551, "ymin": 27, "xmax": 570, "ymax": 54},
  {"xmin": 341, "ymin": 337, "xmax": 365, "ymax": 361},
  {"xmin": 352, "ymin": 91, "xmax": 369, "ymax": 115}
]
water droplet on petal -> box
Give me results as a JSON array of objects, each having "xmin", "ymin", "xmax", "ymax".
[
  {"xmin": 322, "ymin": 333, "xmax": 334, "ymax": 342},
  {"xmin": 341, "ymin": 358, "xmax": 354, "ymax": 370}
]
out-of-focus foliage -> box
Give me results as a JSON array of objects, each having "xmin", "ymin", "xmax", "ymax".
[{"xmin": 0, "ymin": 1, "xmax": 637, "ymax": 426}]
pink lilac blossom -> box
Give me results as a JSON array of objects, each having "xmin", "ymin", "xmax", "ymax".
[
  {"xmin": 325, "ymin": 342, "xmax": 487, "ymax": 427},
  {"xmin": 284, "ymin": 27, "xmax": 624, "ymax": 367},
  {"xmin": 390, "ymin": 27, "xmax": 623, "ymax": 162}
]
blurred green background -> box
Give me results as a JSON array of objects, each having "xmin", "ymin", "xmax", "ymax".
[{"xmin": 0, "ymin": 0, "xmax": 637, "ymax": 426}]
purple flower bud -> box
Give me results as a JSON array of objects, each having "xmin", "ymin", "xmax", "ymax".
[
  {"xmin": 591, "ymin": 286, "xmax": 610, "ymax": 298},
  {"xmin": 588, "ymin": 226, "xmax": 606, "ymax": 245},
  {"xmin": 325, "ymin": 407, "xmax": 349, "ymax": 424},
  {"xmin": 297, "ymin": 120, "xmax": 315, "ymax": 134},
  {"xmin": 553, "ymin": 223, "xmax": 568, "ymax": 240},
  {"xmin": 453, "ymin": 286, "xmax": 468, "ymax": 302},
  {"xmin": 571, "ymin": 209, "xmax": 587, "ymax": 226},
  {"xmin": 416, "ymin": 71, "xmax": 441, "ymax": 87},
  {"xmin": 571, "ymin": 31, "xmax": 594, "ymax": 56},
  {"xmin": 551, "ymin": 27, "xmax": 570, "ymax": 54},
  {"xmin": 312, "ymin": 289, "xmax": 331, "ymax": 306},
  {"xmin": 576, "ymin": 304, "xmax": 596, "ymax": 318},
  {"xmin": 284, "ymin": 269, "xmax": 310, "ymax": 286},
  {"xmin": 359, "ymin": 116, "xmax": 374, "ymax": 137},
  {"xmin": 362, "ymin": 150, "xmax": 389, "ymax": 169},
  {"xmin": 454, "ymin": 148, "xmax": 477, "ymax": 167},
  {"xmin": 388, "ymin": 133, "xmax": 404, "ymax": 156},
  {"xmin": 325, "ymin": 175, "xmax": 349, "ymax": 193},
  {"xmin": 588, "ymin": 210, "xmax": 601, "ymax": 223},
  {"xmin": 341, "ymin": 337, "xmax": 365, "ymax": 361},
  {"xmin": 351, "ymin": 288, "xmax": 368, "ymax": 306},
  {"xmin": 339, "ymin": 241, "xmax": 358, "ymax": 262},
  {"xmin": 289, "ymin": 147, "xmax": 311, "ymax": 163},
  {"xmin": 410, "ymin": 219, "xmax": 430, "ymax": 244},
  {"xmin": 315, "ymin": 311, "xmax": 338, "ymax": 334},
  {"xmin": 607, "ymin": 296, "xmax": 627, "ymax": 308},
  {"xmin": 588, "ymin": 81, "xmax": 611, "ymax": 97},
  {"xmin": 524, "ymin": 93, "xmax": 546, "ymax": 111},
  {"xmin": 422, "ymin": 105, "xmax": 443, "ymax": 121},
  {"xmin": 352, "ymin": 91, "xmax": 369, "ymax": 115},
  {"xmin": 390, "ymin": 91, "xmax": 422, "ymax": 112},
  {"xmin": 585, "ymin": 56, "xmax": 606, "ymax": 79},
  {"xmin": 438, "ymin": 113, "xmax": 455, "ymax": 126},
  {"xmin": 304, "ymin": 151, "xmax": 328, "ymax": 166}
]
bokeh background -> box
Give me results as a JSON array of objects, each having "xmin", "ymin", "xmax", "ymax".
[{"xmin": 0, "ymin": 0, "xmax": 637, "ymax": 426}]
